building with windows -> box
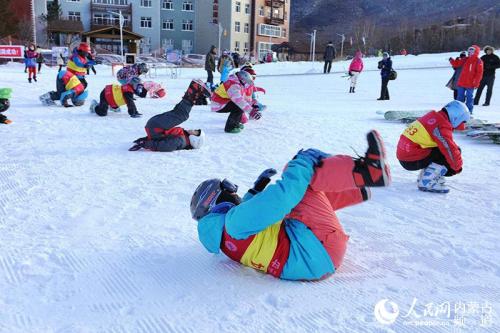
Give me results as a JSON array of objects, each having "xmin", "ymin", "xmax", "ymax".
[{"xmin": 160, "ymin": 0, "xmax": 196, "ymax": 54}]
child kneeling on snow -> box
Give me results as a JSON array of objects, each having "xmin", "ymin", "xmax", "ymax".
[
  {"xmin": 0, "ymin": 88, "xmax": 12, "ymax": 124},
  {"xmin": 129, "ymin": 79, "xmax": 211, "ymax": 152},
  {"xmin": 190, "ymin": 130, "xmax": 391, "ymax": 281},
  {"xmin": 39, "ymin": 70, "xmax": 88, "ymax": 107},
  {"xmin": 397, "ymin": 101, "xmax": 469, "ymax": 193},
  {"xmin": 90, "ymin": 77, "xmax": 147, "ymax": 118}
]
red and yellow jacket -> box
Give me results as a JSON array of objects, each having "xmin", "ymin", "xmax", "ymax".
[
  {"xmin": 67, "ymin": 53, "xmax": 89, "ymax": 77},
  {"xmin": 397, "ymin": 111, "xmax": 462, "ymax": 172},
  {"xmin": 60, "ymin": 71, "xmax": 84, "ymax": 95},
  {"xmin": 104, "ymin": 84, "xmax": 135, "ymax": 108}
]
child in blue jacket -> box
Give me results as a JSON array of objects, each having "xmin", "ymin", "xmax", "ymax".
[{"xmin": 191, "ymin": 130, "xmax": 391, "ymax": 280}]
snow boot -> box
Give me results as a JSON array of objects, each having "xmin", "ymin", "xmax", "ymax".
[
  {"xmin": 349, "ymin": 87, "xmax": 353, "ymax": 93},
  {"xmin": 183, "ymin": 79, "xmax": 211, "ymax": 105},
  {"xmin": 33, "ymin": 76, "xmax": 37, "ymax": 82},
  {"xmin": 39, "ymin": 92, "xmax": 56, "ymax": 106},
  {"xmin": 28, "ymin": 78, "xmax": 32, "ymax": 83},
  {"xmin": 417, "ymin": 163, "xmax": 449, "ymax": 193},
  {"xmin": 352, "ymin": 87, "xmax": 355, "ymax": 93},
  {"xmin": 352, "ymin": 130, "xmax": 391, "ymax": 187},
  {"xmin": 89, "ymin": 100, "xmax": 98, "ymax": 113}
]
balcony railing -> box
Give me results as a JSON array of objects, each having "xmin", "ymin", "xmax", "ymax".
[
  {"xmin": 91, "ymin": 19, "xmax": 132, "ymax": 31},
  {"xmin": 91, "ymin": 3, "xmax": 132, "ymax": 14},
  {"xmin": 265, "ymin": 17, "xmax": 285, "ymax": 25},
  {"xmin": 265, "ymin": 0, "xmax": 285, "ymax": 7}
]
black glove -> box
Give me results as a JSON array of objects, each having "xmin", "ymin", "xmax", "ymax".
[{"xmin": 248, "ymin": 168, "xmax": 277, "ymax": 195}]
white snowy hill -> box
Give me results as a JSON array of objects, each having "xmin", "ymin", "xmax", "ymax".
[{"xmin": 0, "ymin": 52, "xmax": 499, "ymax": 332}]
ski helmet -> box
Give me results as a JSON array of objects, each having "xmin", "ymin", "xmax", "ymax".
[
  {"xmin": 189, "ymin": 130, "xmax": 205, "ymax": 149},
  {"xmin": 0, "ymin": 99, "xmax": 10, "ymax": 112},
  {"xmin": 443, "ymin": 100, "xmax": 470, "ymax": 128},
  {"xmin": 236, "ymin": 70, "xmax": 253, "ymax": 86},
  {"xmin": 138, "ymin": 62, "xmax": 149, "ymax": 74},
  {"xmin": 78, "ymin": 42, "xmax": 91, "ymax": 54},
  {"xmin": 190, "ymin": 178, "xmax": 240, "ymax": 221},
  {"xmin": 240, "ymin": 65, "xmax": 256, "ymax": 79},
  {"xmin": 72, "ymin": 90, "xmax": 88, "ymax": 106}
]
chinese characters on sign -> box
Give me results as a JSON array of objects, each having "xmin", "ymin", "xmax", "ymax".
[{"xmin": 0, "ymin": 45, "xmax": 24, "ymax": 58}]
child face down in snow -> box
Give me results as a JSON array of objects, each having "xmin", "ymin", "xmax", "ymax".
[
  {"xmin": 396, "ymin": 100, "xmax": 470, "ymax": 193},
  {"xmin": 128, "ymin": 80, "xmax": 211, "ymax": 152},
  {"xmin": 191, "ymin": 130, "xmax": 391, "ymax": 281}
]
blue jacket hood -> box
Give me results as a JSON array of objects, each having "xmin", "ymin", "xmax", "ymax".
[{"xmin": 197, "ymin": 213, "xmax": 226, "ymax": 254}]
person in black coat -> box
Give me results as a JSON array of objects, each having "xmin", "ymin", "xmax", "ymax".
[
  {"xmin": 323, "ymin": 41, "xmax": 336, "ymax": 74},
  {"xmin": 205, "ymin": 45, "xmax": 217, "ymax": 89},
  {"xmin": 474, "ymin": 46, "xmax": 500, "ymax": 106},
  {"xmin": 377, "ymin": 52, "xmax": 392, "ymax": 100}
]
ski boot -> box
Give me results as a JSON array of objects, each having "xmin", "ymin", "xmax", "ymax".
[
  {"xmin": 417, "ymin": 163, "xmax": 449, "ymax": 193},
  {"xmin": 352, "ymin": 130, "xmax": 391, "ymax": 187},
  {"xmin": 89, "ymin": 100, "xmax": 98, "ymax": 113},
  {"xmin": 184, "ymin": 79, "xmax": 211, "ymax": 105},
  {"xmin": 39, "ymin": 92, "xmax": 56, "ymax": 106}
]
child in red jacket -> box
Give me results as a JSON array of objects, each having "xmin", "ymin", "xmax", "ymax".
[{"xmin": 396, "ymin": 101, "xmax": 470, "ymax": 193}]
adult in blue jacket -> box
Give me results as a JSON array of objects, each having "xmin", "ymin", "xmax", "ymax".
[{"xmin": 191, "ymin": 130, "xmax": 391, "ymax": 281}]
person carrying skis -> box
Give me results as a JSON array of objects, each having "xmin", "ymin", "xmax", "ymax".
[
  {"xmin": 0, "ymin": 88, "xmax": 12, "ymax": 124},
  {"xmin": 38, "ymin": 70, "xmax": 88, "ymax": 107},
  {"xmin": 449, "ymin": 45, "xmax": 483, "ymax": 114},
  {"xmin": 348, "ymin": 51, "xmax": 364, "ymax": 93},
  {"xmin": 89, "ymin": 77, "xmax": 147, "ymax": 118},
  {"xmin": 396, "ymin": 101, "xmax": 469, "ymax": 193},
  {"xmin": 129, "ymin": 79, "xmax": 210, "ymax": 152},
  {"xmin": 25, "ymin": 44, "xmax": 38, "ymax": 83},
  {"xmin": 67, "ymin": 43, "xmax": 95, "ymax": 89},
  {"xmin": 377, "ymin": 52, "xmax": 392, "ymax": 100},
  {"xmin": 211, "ymin": 69, "xmax": 259, "ymax": 133},
  {"xmin": 190, "ymin": 130, "xmax": 391, "ymax": 281},
  {"xmin": 116, "ymin": 63, "xmax": 149, "ymax": 85},
  {"xmin": 323, "ymin": 41, "xmax": 336, "ymax": 74}
]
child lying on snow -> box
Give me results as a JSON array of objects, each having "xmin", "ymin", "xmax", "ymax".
[
  {"xmin": 191, "ymin": 130, "xmax": 390, "ymax": 281},
  {"xmin": 129, "ymin": 79, "xmax": 211, "ymax": 152}
]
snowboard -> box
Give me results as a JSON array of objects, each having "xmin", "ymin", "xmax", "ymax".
[
  {"xmin": 466, "ymin": 130, "xmax": 500, "ymax": 144},
  {"xmin": 466, "ymin": 118, "xmax": 500, "ymax": 131},
  {"xmin": 381, "ymin": 110, "xmax": 429, "ymax": 122},
  {"xmin": 0, "ymin": 88, "xmax": 12, "ymax": 99}
]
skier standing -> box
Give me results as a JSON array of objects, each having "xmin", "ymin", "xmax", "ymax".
[
  {"xmin": 377, "ymin": 52, "xmax": 392, "ymax": 100},
  {"xmin": 473, "ymin": 46, "xmax": 500, "ymax": 106},
  {"xmin": 129, "ymin": 80, "xmax": 210, "ymax": 152},
  {"xmin": 191, "ymin": 130, "xmax": 390, "ymax": 281},
  {"xmin": 348, "ymin": 51, "xmax": 364, "ymax": 93},
  {"xmin": 396, "ymin": 101, "xmax": 469, "ymax": 193},
  {"xmin": 323, "ymin": 41, "xmax": 336, "ymax": 74},
  {"xmin": 449, "ymin": 45, "xmax": 483, "ymax": 114}
]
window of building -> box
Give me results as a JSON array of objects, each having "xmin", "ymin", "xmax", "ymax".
[
  {"xmin": 140, "ymin": 0, "xmax": 152, "ymax": 7},
  {"xmin": 235, "ymin": 21, "xmax": 240, "ymax": 32},
  {"xmin": 92, "ymin": 0, "xmax": 128, "ymax": 4},
  {"xmin": 162, "ymin": 19, "xmax": 174, "ymax": 30},
  {"xmin": 141, "ymin": 17, "xmax": 152, "ymax": 28},
  {"xmin": 163, "ymin": 39, "xmax": 174, "ymax": 51},
  {"xmin": 182, "ymin": 39, "xmax": 193, "ymax": 53},
  {"xmin": 259, "ymin": 6, "xmax": 264, "ymax": 16},
  {"xmin": 245, "ymin": 3, "xmax": 250, "ymax": 15},
  {"xmin": 235, "ymin": 1, "xmax": 241, "ymax": 12},
  {"xmin": 258, "ymin": 24, "xmax": 282, "ymax": 37},
  {"xmin": 244, "ymin": 42, "xmax": 249, "ymax": 53},
  {"xmin": 68, "ymin": 11, "xmax": 81, "ymax": 21},
  {"xmin": 244, "ymin": 22, "xmax": 249, "ymax": 33},
  {"xmin": 235, "ymin": 41, "xmax": 240, "ymax": 52},
  {"xmin": 162, "ymin": 0, "xmax": 173, "ymax": 10},
  {"xmin": 182, "ymin": 1, "xmax": 194, "ymax": 11},
  {"xmin": 182, "ymin": 19, "xmax": 193, "ymax": 31}
]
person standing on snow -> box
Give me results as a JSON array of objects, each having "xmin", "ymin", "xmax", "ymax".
[
  {"xmin": 348, "ymin": 51, "xmax": 364, "ymax": 93},
  {"xmin": 449, "ymin": 45, "xmax": 483, "ymax": 114},
  {"xmin": 473, "ymin": 45, "xmax": 500, "ymax": 107},
  {"xmin": 129, "ymin": 79, "xmax": 211, "ymax": 152},
  {"xmin": 396, "ymin": 101, "xmax": 469, "ymax": 194},
  {"xmin": 211, "ymin": 69, "xmax": 261, "ymax": 133},
  {"xmin": 323, "ymin": 41, "xmax": 336, "ymax": 74},
  {"xmin": 447, "ymin": 51, "xmax": 467, "ymax": 100},
  {"xmin": 25, "ymin": 44, "xmax": 38, "ymax": 83},
  {"xmin": 36, "ymin": 49, "xmax": 45, "ymax": 73},
  {"xmin": 205, "ymin": 45, "xmax": 217, "ymax": 90},
  {"xmin": 190, "ymin": 130, "xmax": 390, "ymax": 281},
  {"xmin": 377, "ymin": 52, "xmax": 392, "ymax": 100}
]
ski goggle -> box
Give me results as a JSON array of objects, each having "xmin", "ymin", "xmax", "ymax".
[
  {"xmin": 220, "ymin": 178, "xmax": 238, "ymax": 193},
  {"xmin": 468, "ymin": 47, "xmax": 475, "ymax": 54}
]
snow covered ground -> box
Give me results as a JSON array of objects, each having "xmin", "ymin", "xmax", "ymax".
[{"xmin": 0, "ymin": 53, "xmax": 499, "ymax": 333}]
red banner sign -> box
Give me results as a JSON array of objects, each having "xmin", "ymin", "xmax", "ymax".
[{"xmin": 0, "ymin": 45, "xmax": 25, "ymax": 58}]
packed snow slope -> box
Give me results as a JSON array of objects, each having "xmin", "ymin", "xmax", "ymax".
[{"xmin": 0, "ymin": 53, "xmax": 499, "ymax": 333}]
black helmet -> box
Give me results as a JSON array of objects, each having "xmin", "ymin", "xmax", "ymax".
[
  {"xmin": 0, "ymin": 99, "xmax": 10, "ymax": 112},
  {"xmin": 138, "ymin": 62, "xmax": 149, "ymax": 74},
  {"xmin": 190, "ymin": 178, "xmax": 240, "ymax": 221}
]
